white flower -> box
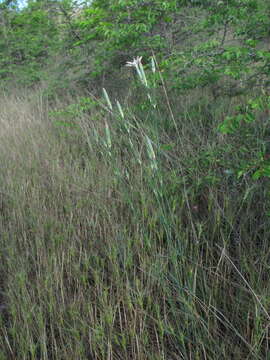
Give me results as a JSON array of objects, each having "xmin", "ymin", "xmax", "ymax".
[
  {"xmin": 126, "ymin": 56, "xmax": 143, "ymax": 68},
  {"xmin": 126, "ymin": 56, "xmax": 148, "ymax": 87}
]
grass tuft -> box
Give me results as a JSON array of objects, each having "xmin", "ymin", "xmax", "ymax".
[{"xmin": 0, "ymin": 70, "xmax": 269, "ymax": 359}]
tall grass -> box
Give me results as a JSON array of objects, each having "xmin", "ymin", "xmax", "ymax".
[{"xmin": 0, "ymin": 69, "xmax": 269, "ymax": 359}]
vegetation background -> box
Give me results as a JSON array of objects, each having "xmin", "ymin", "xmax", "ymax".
[{"xmin": 0, "ymin": 0, "xmax": 270, "ymax": 358}]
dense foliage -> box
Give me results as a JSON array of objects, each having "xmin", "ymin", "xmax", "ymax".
[
  {"xmin": 1, "ymin": 1, "xmax": 269, "ymax": 93},
  {"xmin": 0, "ymin": 0, "xmax": 270, "ymax": 359}
]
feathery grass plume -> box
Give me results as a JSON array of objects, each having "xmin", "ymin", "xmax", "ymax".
[
  {"xmin": 151, "ymin": 56, "xmax": 156, "ymax": 74},
  {"xmin": 102, "ymin": 88, "xmax": 113, "ymax": 111},
  {"xmin": 116, "ymin": 100, "xmax": 124, "ymax": 119},
  {"xmin": 145, "ymin": 135, "xmax": 158, "ymax": 171},
  {"xmin": 104, "ymin": 121, "xmax": 112, "ymax": 150},
  {"xmin": 116, "ymin": 99, "xmax": 132, "ymax": 136},
  {"xmin": 138, "ymin": 59, "xmax": 148, "ymax": 88}
]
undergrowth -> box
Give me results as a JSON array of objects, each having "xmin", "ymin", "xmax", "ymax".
[{"xmin": 0, "ymin": 57, "xmax": 269, "ymax": 359}]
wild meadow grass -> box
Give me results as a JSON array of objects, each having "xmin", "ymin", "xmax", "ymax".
[{"xmin": 0, "ymin": 69, "xmax": 269, "ymax": 359}]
